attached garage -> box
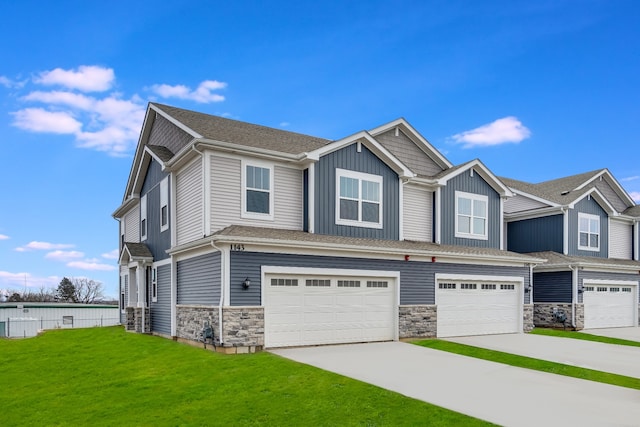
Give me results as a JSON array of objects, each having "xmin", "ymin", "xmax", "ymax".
[
  {"xmin": 263, "ymin": 267, "xmax": 398, "ymax": 348},
  {"xmin": 583, "ymin": 281, "xmax": 638, "ymax": 329},
  {"xmin": 436, "ymin": 274, "xmax": 523, "ymax": 338}
]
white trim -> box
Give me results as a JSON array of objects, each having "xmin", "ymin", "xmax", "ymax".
[
  {"xmin": 563, "ymin": 208, "xmax": 569, "ymax": 254},
  {"xmin": 569, "ymin": 187, "xmax": 617, "ymax": 215},
  {"xmin": 151, "ymin": 266, "xmax": 158, "ymax": 303},
  {"xmin": 635, "ymin": 221, "xmax": 639, "ymax": 261},
  {"xmin": 170, "ymin": 172, "xmax": 177, "ymax": 247},
  {"xmin": 437, "ymin": 160, "xmax": 514, "ymax": 197},
  {"xmin": 454, "ymin": 191, "xmax": 489, "ymax": 240},
  {"xmin": 140, "ymin": 194, "xmax": 147, "ymax": 241},
  {"xmin": 241, "ymin": 160, "xmax": 275, "ymax": 221},
  {"xmin": 160, "ymin": 176, "xmax": 169, "ymax": 232},
  {"xmin": 335, "ymin": 168, "xmax": 383, "ymax": 229},
  {"xmin": 578, "ymin": 212, "xmax": 600, "ymax": 252},
  {"xmin": 574, "ymin": 169, "xmax": 636, "ymax": 207},
  {"xmin": 583, "ymin": 279, "xmax": 639, "ymax": 287},
  {"xmin": 398, "ymin": 180, "xmax": 404, "ymax": 240},
  {"xmin": 435, "ymin": 187, "xmax": 441, "ymax": 244},
  {"xmin": 150, "ymin": 103, "xmax": 202, "ymax": 138},
  {"xmin": 203, "ymin": 152, "xmax": 212, "ymax": 236},
  {"xmin": 308, "ymin": 163, "xmax": 315, "ymax": 233},
  {"xmin": 499, "ymin": 197, "xmax": 505, "ymax": 250}
]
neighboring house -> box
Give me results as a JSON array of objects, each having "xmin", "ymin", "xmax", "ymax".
[
  {"xmin": 503, "ymin": 170, "xmax": 640, "ymax": 330},
  {"xmin": 113, "ymin": 103, "xmax": 544, "ymax": 352},
  {"xmin": 0, "ymin": 303, "xmax": 119, "ymax": 338}
]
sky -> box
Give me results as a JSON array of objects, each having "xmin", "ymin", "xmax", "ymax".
[{"xmin": 0, "ymin": 0, "xmax": 639, "ymax": 299}]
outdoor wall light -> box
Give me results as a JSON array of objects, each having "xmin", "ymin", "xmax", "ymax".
[
  {"xmin": 577, "ymin": 284, "xmax": 584, "ymax": 294},
  {"xmin": 242, "ymin": 277, "xmax": 251, "ymax": 289},
  {"xmin": 524, "ymin": 285, "xmax": 531, "ymax": 293}
]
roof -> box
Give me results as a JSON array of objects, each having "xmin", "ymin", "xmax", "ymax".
[
  {"xmin": 151, "ymin": 103, "xmax": 330, "ymax": 155},
  {"xmin": 146, "ymin": 144, "xmax": 174, "ymax": 162},
  {"xmin": 623, "ymin": 205, "xmax": 640, "ymax": 217},
  {"xmin": 122, "ymin": 242, "xmax": 153, "ymax": 259},
  {"xmin": 502, "ymin": 170, "xmax": 606, "ymax": 205},
  {"xmin": 529, "ymin": 251, "xmax": 640, "ymax": 271},
  {"xmin": 209, "ymin": 225, "xmax": 543, "ymax": 263}
]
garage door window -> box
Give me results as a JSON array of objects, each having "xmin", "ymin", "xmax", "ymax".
[
  {"xmin": 337, "ymin": 280, "xmax": 361, "ymax": 287},
  {"xmin": 622, "ymin": 287, "xmax": 632, "ymax": 293},
  {"xmin": 367, "ymin": 281, "xmax": 388, "ymax": 288},
  {"xmin": 501, "ymin": 284, "xmax": 515, "ymax": 290},
  {"xmin": 461, "ymin": 283, "xmax": 477, "ymax": 289},
  {"xmin": 481, "ymin": 284, "xmax": 496, "ymax": 290},
  {"xmin": 271, "ymin": 278, "xmax": 298, "ymax": 286},
  {"xmin": 306, "ymin": 279, "xmax": 331, "ymax": 287},
  {"xmin": 439, "ymin": 283, "xmax": 456, "ymax": 289}
]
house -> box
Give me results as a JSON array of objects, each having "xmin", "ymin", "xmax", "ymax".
[
  {"xmin": 113, "ymin": 103, "xmax": 543, "ymax": 352},
  {"xmin": 502, "ymin": 170, "xmax": 640, "ymax": 329},
  {"xmin": 0, "ymin": 303, "xmax": 119, "ymax": 338}
]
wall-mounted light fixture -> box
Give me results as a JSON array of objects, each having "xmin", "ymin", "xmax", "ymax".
[
  {"xmin": 577, "ymin": 284, "xmax": 584, "ymax": 294},
  {"xmin": 242, "ymin": 277, "xmax": 251, "ymax": 289},
  {"xmin": 524, "ymin": 285, "xmax": 531, "ymax": 293}
]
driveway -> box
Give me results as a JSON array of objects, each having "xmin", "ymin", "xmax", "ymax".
[
  {"xmin": 271, "ymin": 342, "xmax": 640, "ymax": 427},
  {"xmin": 581, "ymin": 326, "xmax": 640, "ymax": 341},
  {"xmin": 447, "ymin": 332, "xmax": 640, "ymax": 378}
]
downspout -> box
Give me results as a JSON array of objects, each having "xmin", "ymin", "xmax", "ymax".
[
  {"xmin": 529, "ymin": 264, "xmax": 534, "ymax": 305},
  {"xmin": 569, "ymin": 265, "xmax": 577, "ymax": 328},
  {"xmin": 211, "ymin": 240, "xmax": 225, "ymax": 346}
]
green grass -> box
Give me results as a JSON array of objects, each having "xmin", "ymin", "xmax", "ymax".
[
  {"xmin": 530, "ymin": 327, "xmax": 640, "ymax": 347},
  {"xmin": 414, "ymin": 339, "xmax": 640, "ymax": 391},
  {"xmin": 0, "ymin": 327, "xmax": 491, "ymax": 427}
]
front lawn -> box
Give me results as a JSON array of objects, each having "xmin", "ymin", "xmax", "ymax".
[
  {"xmin": 0, "ymin": 327, "xmax": 490, "ymax": 426},
  {"xmin": 530, "ymin": 327, "xmax": 640, "ymax": 347}
]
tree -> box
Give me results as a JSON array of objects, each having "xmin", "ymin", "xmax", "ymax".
[
  {"xmin": 57, "ymin": 277, "xmax": 77, "ymax": 302},
  {"xmin": 72, "ymin": 278, "xmax": 104, "ymax": 304}
]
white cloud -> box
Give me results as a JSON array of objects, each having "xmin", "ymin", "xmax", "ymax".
[
  {"xmin": 630, "ymin": 192, "xmax": 640, "ymax": 203},
  {"xmin": 45, "ymin": 250, "xmax": 85, "ymax": 262},
  {"xmin": 12, "ymin": 108, "xmax": 82, "ymax": 134},
  {"xmin": 16, "ymin": 241, "xmax": 75, "ymax": 252},
  {"xmin": 67, "ymin": 260, "xmax": 117, "ymax": 271},
  {"xmin": 451, "ymin": 116, "xmax": 531, "ymax": 148},
  {"xmin": 0, "ymin": 271, "xmax": 60, "ymax": 289},
  {"xmin": 621, "ymin": 176, "xmax": 640, "ymax": 182},
  {"xmin": 280, "ymin": 122, "xmax": 290, "ymax": 127},
  {"xmin": 150, "ymin": 79, "xmax": 227, "ymax": 103},
  {"xmin": 34, "ymin": 65, "xmax": 115, "ymax": 92},
  {"xmin": 102, "ymin": 249, "xmax": 119, "ymax": 260},
  {"xmin": 0, "ymin": 75, "xmax": 26, "ymax": 89},
  {"xmin": 23, "ymin": 90, "xmax": 94, "ymax": 109},
  {"xmin": 0, "ymin": 234, "xmax": 9, "ymax": 240}
]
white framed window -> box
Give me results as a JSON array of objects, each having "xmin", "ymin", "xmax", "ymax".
[
  {"xmin": 242, "ymin": 161, "xmax": 274, "ymax": 220},
  {"xmin": 160, "ymin": 177, "xmax": 169, "ymax": 232},
  {"xmin": 455, "ymin": 191, "xmax": 488, "ymax": 240},
  {"xmin": 151, "ymin": 267, "xmax": 158, "ymax": 303},
  {"xmin": 335, "ymin": 168, "xmax": 383, "ymax": 228},
  {"xmin": 578, "ymin": 213, "xmax": 600, "ymax": 251},
  {"xmin": 140, "ymin": 194, "xmax": 147, "ymax": 241}
]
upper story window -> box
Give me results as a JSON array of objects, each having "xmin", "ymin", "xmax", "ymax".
[
  {"xmin": 578, "ymin": 213, "xmax": 600, "ymax": 251},
  {"xmin": 160, "ymin": 177, "xmax": 169, "ymax": 232},
  {"xmin": 335, "ymin": 168, "xmax": 383, "ymax": 229},
  {"xmin": 455, "ymin": 191, "xmax": 488, "ymax": 240},
  {"xmin": 242, "ymin": 162, "xmax": 274, "ymax": 220},
  {"xmin": 140, "ymin": 194, "xmax": 148, "ymax": 241}
]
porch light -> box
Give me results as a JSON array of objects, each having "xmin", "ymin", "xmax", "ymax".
[
  {"xmin": 578, "ymin": 284, "xmax": 584, "ymax": 294},
  {"xmin": 524, "ymin": 285, "xmax": 531, "ymax": 293},
  {"xmin": 242, "ymin": 277, "xmax": 251, "ymax": 289}
]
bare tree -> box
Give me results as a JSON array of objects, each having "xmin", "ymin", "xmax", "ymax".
[
  {"xmin": 72, "ymin": 278, "xmax": 104, "ymax": 304},
  {"xmin": 4, "ymin": 287, "xmax": 57, "ymax": 302}
]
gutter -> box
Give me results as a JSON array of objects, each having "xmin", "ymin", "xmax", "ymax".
[
  {"xmin": 211, "ymin": 241, "xmax": 225, "ymax": 346},
  {"xmin": 570, "ymin": 265, "xmax": 578, "ymax": 328}
]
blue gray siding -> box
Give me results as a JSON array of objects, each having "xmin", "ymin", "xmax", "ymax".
[
  {"xmin": 507, "ymin": 215, "xmax": 564, "ymax": 253},
  {"xmin": 533, "ymin": 271, "xmax": 572, "ymax": 303},
  {"xmin": 314, "ymin": 143, "xmax": 399, "ymax": 240},
  {"xmin": 177, "ymin": 252, "xmax": 221, "ymax": 305},
  {"xmin": 578, "ymin": 270, "xmax": 640, "ymax": 303},
  {"xmin": 440, "ymin": 171, "xmax": 501, "ymax": 248},
  {"xmin": 229, "ymin": 251, "xmax": 529, "ymax": 306},
  {"xmin": 141, "ymin": 158, "xmax": 171, "ymax": 261},
  {"xmin": 150, "ymin": 264, "xmax": 171, "ymax": 335},
  {"xmin": 569, "ymin": 198, "xmax": 608, "ymax": 258}
]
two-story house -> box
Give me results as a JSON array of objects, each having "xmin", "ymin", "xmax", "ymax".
[
  {"xmin": 113, "ymin": 103, "xmax": 543, "ymax": 352},
  {"xmin": 503, "ymin": 170, "xmax": 640, "ymax": 330}
]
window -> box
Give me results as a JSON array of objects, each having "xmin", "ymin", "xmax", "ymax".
[
  {"xmin": 481, "ymin": 284, "xmax": 496, "ymax": 290},
  {"xmin": 242, "ymin": 163, "xmax": 273, "ymax": 219},
  {"xmin": 335, "ymin": 169, "xmax": 383, "ymax": 228},
  {"xmin": 160, "ymin": 177, "xmax": 169, "ymax": 232},
  {"xmin": 578, "ymin": 213, "xmax": 599, "ymax": 251},
  {"xmin": 367, "ymin": 281, "xmax": 388, "ymax": 288},
  {"xmin": 439, "ymin": 283, "xmax": 456, "ymax": 289},
  {"xmin": 63, "ymin": 316, "xmax": 73, "ymax": 325},
  {"xmin": 455, "ymin": 191, "xmax": 488, "ymax": 240},
  {"xmin": 500, "ymin": 284, "xmax": 515, "ymax": 290},
  {"xmin": 140, "ymin": 194, "xmax": 147, "ymax": 240},
  {"xmin": 461, "ymin": 283, "xmax": 477, "ymax": 289},
  {"xmin": 271, "ymin": 278, "xmax": 298, "ymax": 286},
  {"xmin": 151, "ymin": 267, "xmax": 158, "ymax": 302},
  {"xmin": 306, "ymin": 279, "xmax": 331, "ymax": 287},
  {"xmin": 337, "ymin": 280, "xmax": 361, "ymax": 287}
]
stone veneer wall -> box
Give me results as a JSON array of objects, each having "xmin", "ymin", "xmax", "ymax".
[
  {"xmin": 523, "ymin": 304, "xmax": 534, "ymax": 332},
  {"xmin": 125, "ymin": 307, "xmax": 150, "ymax": 333},
  {"xmin": 176, "ymin": 305, "xmax": 219, "ymax": 343},
  {"xmin": 533, "ymin": 303, "xmax": 584, "ymax": 330},
  {"xmin": 399, "ymin": 305, "xmax": 437, "ymax": 338}
]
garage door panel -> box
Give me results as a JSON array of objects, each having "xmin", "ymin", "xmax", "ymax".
[{"xmin": 584, "ymin": 285, "xmax": 636, "ymax": 329}]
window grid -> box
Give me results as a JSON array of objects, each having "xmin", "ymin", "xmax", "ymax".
[
  {"xmin": 597, "ymin": 287, "xmax": 608, "ymax": 292},
  {"xmin": 366, "ymin": 281, "xmax": 388, "ymax": 288},
  {"xmin": 622, "ymin": 287, "xmax": 632, "ymax": 293},
  {"xmin": 243, "ymin": 164, "xmax": 273, "ymax": 218},
  {"xmin": 455, "ymin": 191, "xmax": 488, "ymax": 240},
  {"xmin": 336, "ymin": 169, "xmax": 383, "ymax": 228},
  {"xmin": 337, "ymin": 280, "xmax": 361, "ymax": 288},
  {"xmin": 481, "ymin": 284, "xmax": 497, "ymax": 290},
  {"xmin": 578, "ymin": 213, "xmax": 600, "ymax": 251},
  {"xmin": 500, "ymin": 284, "xmax": 515, "ymax": 290},
  {"xmin": 306, "ymin": 279, "xmax": 331, "ymax": 287},
  {"xmin": 439, "ymin": 283, "xmax": 456, "ymax": 289},
  {"xmin": 461, "ymin": 283, "xmax": 477, "ymax": 290},
  {"xmin": 271, "ymin": 278, "xmax": 298, "ymax": 287}
]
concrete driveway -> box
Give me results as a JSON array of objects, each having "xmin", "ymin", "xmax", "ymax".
[
  {"xmin": 581, "ymin": 326, "xmax": 640, "ymax": 341},
  {"xmin": 271, "ymin": 342, "xmax": 640, "ymax": 427},
  {"xmin": 447, "ymin": 332, "xmax": 640, "ymax": 378}
]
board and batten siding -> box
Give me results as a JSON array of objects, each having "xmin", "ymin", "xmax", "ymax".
[
  {"xmin": 568, "ymin": 198, "xmax": 608, "ymax": 258},
  {"xmin": 314, "ymin": 143, "xmax": 400, "ymax": 240},
  {"xmin": 176, "ymin": 157, "xmax": 203, "ymax": 245},
  {"xmin": 210, "ymin": 155, "xmax": 303, "ymax": 233},
  {"xmin": 123, "ymin": 207, "xmax": 139, "ymax": 243},
  {"xmin": 141, "ymin": 160, "xmax": 171, "ymax": 261},
  {"xmin": 609, "ymin": 219, "xmax": 632, "ymax": 259},
  {"xmin": 229, "ymin": 251, "xmax": 530, "ymax": 306},
  {"xmin": 507, "ymin": 215, "xmax": 564, "ymax": 254},
  {"xmin": 532, "ymin": 271, "xmax": 572, "ymax": 303},
  {"xmin": 373, "ymin": 128, "xmax": 445, "ymax": 176},
  {"xmin": 177, "ymin": 252, "xmax": 221, "ymax": 305},
  {"xmin": 504, "ymin": 194, "xmax": 549, "ymax": 214},
  {"xmin": 403, "ymin": 185, "xmax": 433, "ymax": 242},
  {"xmin": 150, "ymin": 264, "xmax": 171, "ymax": 335},
  {"xmin": 440, "ymin": 170, "xmax": 500, "ymax": 248}
]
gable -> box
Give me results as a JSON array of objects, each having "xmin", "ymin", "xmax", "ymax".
[
  {"xmin": 148, "ymin": 112, "xmax": 194, "ymax": 156},
  {"xmin": 504, "ymin": 193, "xmax": 551, "ymax": 214},
  {"xmin": 373, "ymin": 128, "xmax": 445, "ymax": 177},
  {"xmin": 593, "ymin": 177, "xmax": 630, "ymax": 213}
]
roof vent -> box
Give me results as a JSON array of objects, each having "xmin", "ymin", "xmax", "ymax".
[{"xmin": 561, "ymin": 190, "xmax": 570, "ymax": 195}]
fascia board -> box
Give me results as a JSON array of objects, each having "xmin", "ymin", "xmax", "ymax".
[
  {"xmin": 575, "ymin": 169, "xmax": 635, "ymax": 207},
  {"xmin": 368, "ymin": 118, "xmax": 453, "ymax": 169},
  {"xmin": 143, "ymin": 145, "xmax": 170, "ymax": 168},
  {"xmin": 509, "ymin": 189, "xmax": 559, "ymax": 208},
  {"xmin": 437, "ymin": 160, "xmax": 514, "ymax": 197},
  {"xmin": 122, "ymin": 106, "xmax": 155, "ymax": 202},
  {"xmin": 504, "ymin": 206, "xmax": 565, "ymax": 222},
  {"xmin": 131, "ymin": 152, "xmax": 153, "ymax": 196},
  {"xmin": 568, "ymin": 187, "xmax": 617, "ymax": 214},
  {"xmin": 112, "ymin": 196, "xmax": 139, "ymax": 219}
]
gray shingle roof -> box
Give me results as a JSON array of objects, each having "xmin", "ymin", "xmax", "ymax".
[
  {"xmin": 151, "ymin": 103, "xmax": 330, "ymax": 155},
  {"xmin": 123, "ymin": 242, "xmax": 153, "ymax": 259},
  {"xmin": 623, "ymin": 205, "xmax": 640, "ymax": 217},
  {"xmin": 147, "ymin": 144, "xmax": 174, "ymax": 162},
  {"xmin": 212, "ymin": 225, "xmax": 542, "ymax": 262},
  {"xmin": 528, "ymin": 251, "xmax": 640, "ymax": 270}
]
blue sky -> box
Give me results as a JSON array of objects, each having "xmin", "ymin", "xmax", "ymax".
[{"xmin": 1, "ymin": 0, "xmax": 639, "ymax": 298}]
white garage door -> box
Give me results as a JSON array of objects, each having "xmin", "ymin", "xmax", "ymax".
[
  {"xmin": 436, "ymin": 278, "xmax": 521, "ymax": 338},
  {"xmin": 583, "ymin": 284, "xmax": 637, "ymax": 329},
  {"xmin": 264, "ymin": 273, "xmax": 396, "ymax": 348}
]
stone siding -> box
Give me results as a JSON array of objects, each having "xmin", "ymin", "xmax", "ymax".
[
  {"xmin": 534, "ymin": 303, "xmax": 584, "ymax": 330},
  {"xmin": 125, "ymin": 307, "xmax": 150, "ymax": 333},
  {"xmin": 399, "ymin": 305, "xmax": 436, "ymax": 338},
  {"xmin": 523, "ymin": 304, "xmax": 534, "ymax": 332},
  {"xmin": 176, "ymin": 305, "xmax": 219, "ymax": 343},
  {"xmin": 222, "ymin": 307, "xmax": 264, "ymax": 348}
]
